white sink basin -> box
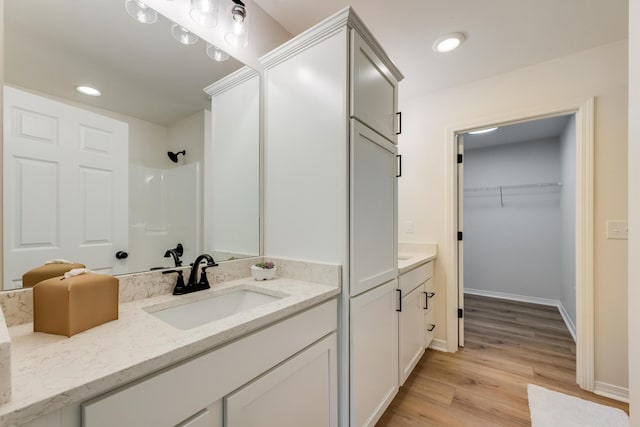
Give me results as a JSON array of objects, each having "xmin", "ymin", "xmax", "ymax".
[{"xmin": 147, "ymin": 289, "xmax": 284, "ymax": 330}]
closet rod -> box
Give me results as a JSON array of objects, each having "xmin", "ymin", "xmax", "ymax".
[{"xmin": 464, "ymin": 181, "xmax": 562, "ymax": 193}]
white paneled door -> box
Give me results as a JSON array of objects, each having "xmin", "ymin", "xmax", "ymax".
[{"xmin": 3, "ymin": 86, "xmax": 128, "ymax": 289}]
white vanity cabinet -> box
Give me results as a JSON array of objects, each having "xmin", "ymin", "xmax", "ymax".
[
  {"xmin": 398, "ymin": 261, "xmax": 434, "ymax": 385},
  {"xmin": 78, "ymin": 300, "xmax": 337, "ymax": 427},
  {"xmin": 225, "ymin": 334, "xmax": 337, "ymax": 427},
  {"xmin": 261, "ymin": 8, "xmax": 403, "ymax": 427},
  {"xmin": 350, "ymin": 279, "xmax": 399, "ymax": 427}
]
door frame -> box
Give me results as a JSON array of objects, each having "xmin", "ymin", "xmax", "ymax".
[{"xmin": 444, "ymin": 97, "xmax": 595, "ymax": 391}]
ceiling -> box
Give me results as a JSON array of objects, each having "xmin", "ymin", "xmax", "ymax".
[
  {"xmin": 464, "ymin": 115, "xmax": 573, "ymax": 150},
  {"xmin": 4, "ymin": 0, "xmax": 244, "ymax": 126},
  {"xmin": 253, "ymin": 0, "xmax": 629, "ymax": 97}
]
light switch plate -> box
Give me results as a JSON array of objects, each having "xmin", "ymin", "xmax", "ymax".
[
  {"xmin": 405, "ymin": 221, "xmax": 414, "ymax": 233},
  {"xmin": 606, "ymin": 221, "xmax": 628, "ymax": 240}
]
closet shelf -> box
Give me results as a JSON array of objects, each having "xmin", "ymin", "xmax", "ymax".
[
  {"xmin": 464, "ymin": 182, "xmax": 562, "ymax": 208},
  {"xmin": 464, "ymin": 181, "xmax": 562, "ymax": 193}
]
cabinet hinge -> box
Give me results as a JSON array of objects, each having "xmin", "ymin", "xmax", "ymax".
[
  {"xmin": 457, "ymin": 154, "xmax": 463, "ymax": 164},
  {"xmin": 458, "ymin": 308, "xmax": 464, "ymax": 318},
  {"xmin": 457, "ymin": 231, "xmax": 463, "ymax": 241}
]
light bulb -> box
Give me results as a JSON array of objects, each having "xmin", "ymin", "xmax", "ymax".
[
  {"xmin": 432, "ymin": 32, "xmax": 466, "ymax": 53},
  {"xmin": 225, "ymin": 1, "xmax": 248, "ymax": 47},
  {"xmin": 206, "ymin": 43, "xmax": 229, "ymax": 61},
  {"xmin": 190, "ymin": 0, "xmax": 218, "ymax": 28},
  {"xmin": 125, "ymin": 0, "xmax": 158, "ymax": 24},
  {"xmin": 76, "ymin": 86, "xmax": 101, "ymax": 97},
  {"xmin": 171, "ymin": 24, "xmax": 199, "ymax": 45}
]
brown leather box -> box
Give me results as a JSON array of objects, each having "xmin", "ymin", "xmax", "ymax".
[
  {"xmin": 22, "ymin": 263, "xmax": 86, "ymax": 288},
  {"xmin": 33, "ymin": 273, "xmax": 119, "ymax": 337}
]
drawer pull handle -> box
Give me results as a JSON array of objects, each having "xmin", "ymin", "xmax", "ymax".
[
  {"xmin": 396, "ymin": 112, "xmax": 402, "ymax": 135},
  {"xmin": 396, "ymin": 289, "xmax": 402, "ymax": 312},
  {"xmin": 427, "ymin": 324, "xmax": 436, "ymax": 332}
]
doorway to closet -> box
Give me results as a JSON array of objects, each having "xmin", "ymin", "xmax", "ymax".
[
  {"xmin": 446, "ymin": 98, "xmax": 594, "ymax": 391},
  {"xmin": 458, "ymin": 114, "xmax": 577, "ymax": 341}
]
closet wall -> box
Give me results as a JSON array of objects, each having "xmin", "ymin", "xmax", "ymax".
[{"xmin": 464, "ymin": 137, "xmax": 563, "ymax": 300}]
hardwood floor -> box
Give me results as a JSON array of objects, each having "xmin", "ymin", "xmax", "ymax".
[{"xmin": 376, "ymin": 294, "xmax": 628, "ymax": 426}]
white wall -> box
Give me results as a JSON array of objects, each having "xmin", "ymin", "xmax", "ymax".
[
  {"xmin": 168, "ymin": 111, "xmax": 206, "ymax": 167},
  {"xmin": 559, "ymin": 115, "xmax": 577, "ymax": 325},
  {"xmin": 399, "ymin": 40, "xmax": 628, "ymax": 388},
  {"xmin": 628, "ymin": 0, "xmax": 639, "ymax": 421},
  {"xmin": 168, "ymin": 110, "xmax": 206, "ymax": 257},
  {"xmin": 464, "ymin": 138, "xmax": 562, "ymax": 300}
]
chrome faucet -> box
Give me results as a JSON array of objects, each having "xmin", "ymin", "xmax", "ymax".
[{"xmin": 187, "ymin": 254, "xmax": 218, "ymax": 291}]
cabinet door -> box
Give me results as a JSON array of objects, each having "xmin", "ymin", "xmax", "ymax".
[
  {"xmin": 350, "ymin": 30, "xmax": 398, "ymax": 143},
  {"xmin": 350, "ymin": 121, "xmax": 397, "ymax": 296},
  {"xmin": 398, "ymin": 285, "xmax": 426, "ymax": 386},
  {"xmin": 225, "ymin": 333, "xmax": 338, "ymax": 427},
  {"xmin": 350, "ymin": 280, "xmax": 398, "ymax": 427}
]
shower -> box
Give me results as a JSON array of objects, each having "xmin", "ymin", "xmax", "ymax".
[{"xmin": 167, "ymin": 150, "xmax": 186, "ymax": 163}]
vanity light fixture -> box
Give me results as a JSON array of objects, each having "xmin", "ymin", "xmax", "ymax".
[
  {"xmin": 468, "ymin": 127, "xmax": 498, "ymax": 135},
  {"xmin": 432, "ymin": 32, "xmax": 466, "ymax": 53},
  {"xmin": 125, "ymin": 0, "xmax": 158, "ymax": 24},
  {"xmin": 206, "ymin": 43, "xmax": 230, "ymax": 61},
  {"xmin": 75, "ymin": 86, "xmax": 101, "ymax": 97},
  {"xmin": 224, "ymin": 0, "xmax": 248, "ymax": 48},
  {"xmin": 190, "ymin": 0, "xmax": 219, "ymax": 28},
  {"xmin": 171, "ymin": 24, "xmax": 199, "ymax": 45}
]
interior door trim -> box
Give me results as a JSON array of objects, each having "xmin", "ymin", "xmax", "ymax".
[{"xmin": 445, "ymin": 97, "xmax": 595, "ymax": 391}]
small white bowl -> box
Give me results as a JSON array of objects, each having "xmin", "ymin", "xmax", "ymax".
[{"xmin": 251, "ymin": 265, "xmax": 277, "ymax": 281}]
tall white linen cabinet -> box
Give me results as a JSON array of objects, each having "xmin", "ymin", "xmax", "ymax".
[{"xmin": 261, "ymin": 7, "xmax": 403, "ymax": 427}]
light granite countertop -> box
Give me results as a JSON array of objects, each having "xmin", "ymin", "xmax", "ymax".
[
  {"xmin": 0, "ymin": 276, "xmax": 339, "ymax": 426},
  {"xmin": 398, "ymin": 249, "xmax": 437, "ymax": 274}
]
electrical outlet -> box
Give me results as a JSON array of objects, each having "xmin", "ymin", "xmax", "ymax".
[
  {"xmin": 606, "ymin": 221, "xmax": 628, "ymax": 240},
  {"xmin": 405, "ymin": 221, "xmax": 414, "ymax": 234}
]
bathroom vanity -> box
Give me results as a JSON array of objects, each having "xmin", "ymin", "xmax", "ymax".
[
  {"xmin": 0, "ymin": 259, "xmax": 340, "ymax": 427},
  {"xmin": 397, "ymin": 246, "xmax": 438, "ymax": 386}
]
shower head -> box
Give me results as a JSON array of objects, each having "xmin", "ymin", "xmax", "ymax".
[{"xmin": 167, "ymin": 150, "xmax": 186, "ymax": 163}]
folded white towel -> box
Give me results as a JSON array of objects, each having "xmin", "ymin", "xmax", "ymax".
[
  {"xmin": 45, "ymin": 259, "xmax": 75, "ymax": 265},
  {"xmin": 63, "ymin": 268, "xmax": 95, "ymax": 279}
]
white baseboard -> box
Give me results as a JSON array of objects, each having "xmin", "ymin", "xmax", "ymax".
[
  {"xmin": 464, "ymin": 288, "xmax": 577, "ymax": 343},
  {"xmin": 428, "ymin": 338, "xmax": 448, "ymax": 352},
  {"xmin": 594, "ymin": 381, "xmax": 629, "ymax": 403},
  {"xmin": 464, "ymin": 288, "xmax": 559, "ymax": 306},
  {"xmin": 557, "ymin": 302, "xmax": 577, "ymax": 342}
]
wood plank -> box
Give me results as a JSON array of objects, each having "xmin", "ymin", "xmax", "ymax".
[{"xmin": 376, "ymin": 295, "xmax": 628, "ymax": 426}]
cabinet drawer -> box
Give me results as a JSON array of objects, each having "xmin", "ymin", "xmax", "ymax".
[
  {"xmin": 399, "ymin": 261, "xmax": 432, "ymax": 294},
  {"xmin": 425, "ymin": 310, "xmax": 436, "ymax": 348}
]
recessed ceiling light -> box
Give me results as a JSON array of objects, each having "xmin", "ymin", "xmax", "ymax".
[
  {"xmin": 469, "ymin": 127, "xmax": 498, "ymax": 135},
  {"xmin": 433, "ymin": 32, "xmax": 466, "ymax": 53},
  {"xmin": 76, "ymin": 86, "xmax": 101, "ymax": 97}
]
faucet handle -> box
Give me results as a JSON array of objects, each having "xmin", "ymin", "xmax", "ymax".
[
  {"xmin": 197, "ymin": 263, "xmax": 217, "ymax": 290},
  {"xmin": 163, "ymin": 269, "xmax": 187, "ymax": 295}
]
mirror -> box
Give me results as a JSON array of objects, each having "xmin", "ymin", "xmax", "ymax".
[{"xmin": 2, "ymin": 0, "xmax": 260, "ymax": 290}]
